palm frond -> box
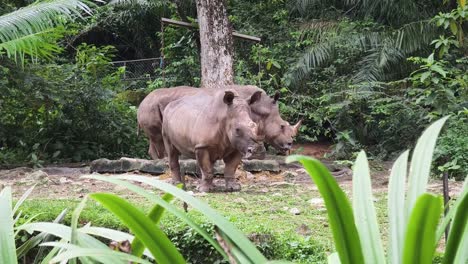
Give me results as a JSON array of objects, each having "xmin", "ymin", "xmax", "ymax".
[
  {"xmin": 290, "ymin": 39, "xmax": 337, "ymax": 83},
  {"xmin": 0, "ymin": 28, "xmax": 65, "ymax": 64},
  {"xmin": 288, "ymin": 19, "xmax": 438, "ymax": 86},
  {"xmin": 0, "ymin": 0, "xmax": 92, "ymax": 63},
  {"xmin": 395, "ymin": 20, "xmax": 440, "ymax": 53}
]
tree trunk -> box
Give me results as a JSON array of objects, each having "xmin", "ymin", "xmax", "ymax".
[{"xmin": 195, "ymin": 0, "xmax": 234, "ymax": 89}]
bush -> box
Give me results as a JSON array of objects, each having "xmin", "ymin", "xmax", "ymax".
[
  {"xmin": 434, "ymin": 111, "xmax": 468, "ymax": 180},
  {"xmin": 0, "ymin": 44, "xmax": 148, "ymax": 165}
]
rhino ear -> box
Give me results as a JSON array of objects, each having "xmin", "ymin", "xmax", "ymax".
[
  {"xmin": 249, "ymin": 91, "xmax": 262, "ymax": 105},
  {"xmin": 273, "ymin": 91, "xmax": 280, "ymax": 103},
  {"xmin": 223, "ymin": 91, "xmax": 235, "ymax": 105}
]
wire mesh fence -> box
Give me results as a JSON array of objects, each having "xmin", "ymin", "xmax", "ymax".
[{"xmin": 111, "ymin": 57, "xmax": 163, "ymax": 81}]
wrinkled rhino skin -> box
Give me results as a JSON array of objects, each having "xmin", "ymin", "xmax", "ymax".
[
  {"xmin": 162, "ymin": 89, "xmax": 263, "ymax": 192},
  {"xmin": 137, "ymin": 85, "xmax": 301, "ymax": 160}
]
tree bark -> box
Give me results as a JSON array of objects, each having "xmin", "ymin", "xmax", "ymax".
[{"xmin": 195, "ymin": 0, "xmax": 234, "ymax": 89}]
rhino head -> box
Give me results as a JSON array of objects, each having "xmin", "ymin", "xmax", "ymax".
[
  {"xmin": 223, "ymin": 90, "xmax": 264, "ymax": 159},
  {"xmin": 251, "ymin": 92, "xmax": 301, "ymax": 152}
]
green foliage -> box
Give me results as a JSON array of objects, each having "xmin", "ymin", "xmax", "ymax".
[
  {"xmin": 288, "ymin": 116, "xmax": 468, "ymax": 264},
  {"xmin": 0, "ymin": 44, "xmax": 148, "ymax": 164},
  {"xmin": 0, "ymin": 0, "xmax": 92, "ymax": 64},
  {"xmin": 434, "ymin": 112, "xmax": 468, "ymax": 180}
]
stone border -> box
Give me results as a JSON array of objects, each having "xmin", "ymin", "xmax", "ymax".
[{"xmin": 90, "ymin": 157, "xmax": 281, "ymax": 175}]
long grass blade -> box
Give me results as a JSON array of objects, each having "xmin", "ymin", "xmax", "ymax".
[
  {"xmin": 19, "ymin": 222, "xmax": 123, "ymax": 263},
  {"xmin": 89, "ymin": 193, "xmax": 186, "ymax": 264},
  {"xmin": 286, "ymin": 155, "xmax": 364, "ymax": 264},
  {"xmin": 436, "ymin": 177, "xmax": 468, "ymax": 243},
  {"xmin": 132, "ymin": 192, "xmax": 174, "ymax": 258},
  {"xmin": 406, "ymin": 116, "xmax": 448, "ymax": 219},
  {"xmin": 17, "ymin": 209, "xmax": 68, "ymax": 259},
  {"xmin": 352, "ymin": 151, "xmax": 385, "ymax": 264},
  {"xmin": 84, "ymin": 174, "xmax": 257, "ymax": 262},
  {"xmin": 13, "ymin": 185, "xmax": 35, "ymax": 214},
  {"xmin": 79, "ymin": 226, "xmax": 153, "ymax": 259},
  {"xmin": 443, "ymin": 186, "xmax": 468, "ymax": 264},
  {"xmin": 388, "ymin": 150, "xmax": 409, "ymax": 264},
  {"xmin": 403, "ymin": 194, "xmax": 442, "ymax": 264},
  {"xmin": 41, "ymin": 242, "xmax": 151, "ymax": 264},
  {"xmin": 327, "ymin": 252, "xmax": 341, "ymax": 264},
  {"xmin": 71, "ymin": 196, "xmax": 87, "ymax": 264},
  {"xmin": 83, "ymin": 175, "xmax": 227, "ymax": 259},
  {"xmin": 0, "ymin": 187, "xmax": 18, "ymax": 264}
]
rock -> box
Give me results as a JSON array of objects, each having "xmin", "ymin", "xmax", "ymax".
[
  {"xmin": 295, "ymin": 168, "xmax": 306, "ymax": 174},
  {"xmin": 308, "ymin": 198, "xmax": 324, "ymax": 207},
  {"xmin": 289, "ymin": 207, "xmax": 301, "ymax": 215},
  {"xmin": 245, "ymin": 171, "xmax": 255, "ymax": 180},
  {"xmin": 248, "ymin": 233, "xmax": 273, "ymax": 245},
  {"xmin": 331, "ymin": 167, "xmax": 352, "ymax": 178},
  {"xmin": 247, "ymin": 144, "xmax": 266, "ymax": 160},
  {"xmin": 213, "ymin": 160, "xmax": 225, "ymax": 175},
  {"xmin": 241, "ymin": 160, "xmax": 280, "ymax": 172},
  {"xmin": 74, "ymin": 187, "xmax": 88, "ymax": 193},
  {"xmin": 179, "ymin": 159, "xmax": 198, "ymax": 175},
  {"xmin": 269, "ymin": 181, "xmax": 294, "ymax": 187},
  {"xmin": 90, "ymin": 158, "xmax": 142, "ymax": 173},
  {"xmin": 186, "ymin": 191, "xmax": 194, "ymax": 196},
  {"xmin": 0, "ymin": 167, "xmax": 33, "ymax": 179},
  {"xmin": 257, "ymin": 176, "xmax": 268, "ymax": 181},
  {"xmin": 233, "ymin": 197, "xmax": 247, "ymax": 204},
  {"xmin": 139, "ymin": 160, "xmax": 167, "ymax": 174},
  {"xmin": 59, "ymin": 177, "xmax": 69, "ymax": 184},
  {"xmin": 272, "ymin": 192, "xmax": 282, "ymax": 197},
  {"xmin": 27, "ymin": 170, "xmax": 49, "ymax": 181},
  {"xmin": 114, "ymin": 184, "xmax": 127, "ymax": 192},
  {"xmin": 42, "ymin": 167, "xmax": 89, "ymax": 176},
  {"xmin": 296, "ymin": 224, "xmax": 312, "ymax": 236},
  {"xmin": 282, "ymin": 171, "xmax": 298, "ymax": 182}
]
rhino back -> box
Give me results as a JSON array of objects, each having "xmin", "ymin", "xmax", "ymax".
[
  {"xmin": 162, "ymin": 93, "xmax": 230, "ymax": 156},
  {"xmin": 137, "ymin": 86, "xmax": 200, "ymax": 127}
]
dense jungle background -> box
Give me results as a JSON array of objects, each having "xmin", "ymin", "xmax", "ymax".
[{"xmin": 0, "ymin": 0, "xmax": 466, "ymax": 179}]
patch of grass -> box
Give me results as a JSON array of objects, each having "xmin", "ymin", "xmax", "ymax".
[{"xmin": 18, "ymin": 184, "xmax": 336, "ymax": 263}]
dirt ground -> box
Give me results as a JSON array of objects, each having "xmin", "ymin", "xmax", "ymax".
[{"xmin": 0, "ymin": 143, "xmax": 463, "ymax": 201}]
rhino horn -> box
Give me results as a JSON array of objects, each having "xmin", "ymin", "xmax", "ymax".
[{"xmin": 292, "ymin": 119, "xmax": 302, "ymax": 136}]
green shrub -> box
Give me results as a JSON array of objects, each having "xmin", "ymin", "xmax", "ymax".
[
  {"xmin": 288, "ymin": 116, "xmax": 468, "ymax": 264},
  {"xmin": 0, "ymin": 44, "xmax": 148, "ymax": 165},
  {"xmin": 434, "ymin": 111, "xmax": 468, "ymax": 180}
]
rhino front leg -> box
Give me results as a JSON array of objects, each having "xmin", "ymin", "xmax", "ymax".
[
  {"xmin": 195, "ymin": 148, "xmax": 215, "ymax": 192},
  {"xmin": 223, "ymin": 151, "xmax": 242, "ymax": 192}
]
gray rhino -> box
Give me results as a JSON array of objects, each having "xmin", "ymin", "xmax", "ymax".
[
  {"xmin": 137, "ymin": 85, "xmax": 301, "ymax": 160},
  {"xmin": 162, "ymin": 89, "xmax": 263, "ymax": 192}
]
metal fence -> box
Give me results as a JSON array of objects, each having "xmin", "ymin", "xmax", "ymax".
[{"xmin": 111, "ymin": 57, "xmax": 163, "ymax": 81}]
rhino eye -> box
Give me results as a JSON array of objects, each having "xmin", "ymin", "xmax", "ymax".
[
  {"xmin": 235, "ymin": 128, "xmax": 244, "ymax": 136},
  {"xmin": 280, "ymin": 125, "xmax": 285, "ymax": 130}
]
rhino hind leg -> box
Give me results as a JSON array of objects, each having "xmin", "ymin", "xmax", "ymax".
[
  {"xmin": 148, "ymin": 131, "xmax": 166, "ymax": 159},
  {"xmin": 164, "ymin": 140, "xmax": 182, "ymax": 184},
  {"xmin": 195, "ymin": 149, "xmax": 216, "ymax": 192},
  {"xmin": 223, "ymin": 152, "xmax": 242, "ymax": 192}
]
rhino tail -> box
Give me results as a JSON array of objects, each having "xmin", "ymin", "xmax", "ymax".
[{"xmin": 157, "ymin": 103, "xmax": 164, "ymax": 123}]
